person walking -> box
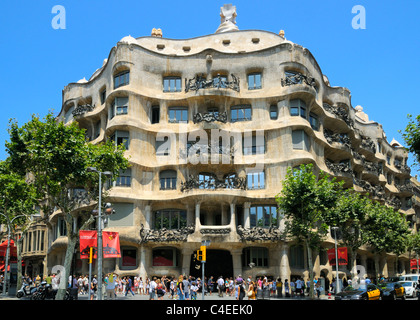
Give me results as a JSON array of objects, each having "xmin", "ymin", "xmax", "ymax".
[
  {"xmin": 276, "ymin": 278, "xmax": 283, "ymax": 298},
  {"xmin": 125, "ymin": 277, "xmax": 135, "ymax": 297},
  {"xmin": 177, "ymin": 275, "xmax": 185, "ymax": 300},
  {"xmin": 217, "ymin": 276, "xmax": 224, "ymax": 297},
  {"xmin": 156, "ymin": 279, "xmax": 165, "ymax": 300},
  {"xmin": 105, "ymin": 273, "xmax": 116, "ymax": 300},
  {"xmin": 284, "ymin": 279, "xmax": 290, "ymax": 297},
  {"xmin": 149, "ymin": 277, "xmax": 157, "ymax": 300}
]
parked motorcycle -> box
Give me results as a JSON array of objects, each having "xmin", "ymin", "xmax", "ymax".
[
  {"xmin": 16, "ymin": 281, "xmax": 38, "ymax": 298},
  {"xmin": 31, "ymin": 281, "xmax": 70, "ymax": 300}
]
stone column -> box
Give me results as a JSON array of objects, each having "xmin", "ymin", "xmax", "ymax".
[
  {"xmin": 243, "ymin": 202, "xmax": 251, "ymax": 228},
  {"xmin": 181, "ymin": 248, "xmax": 192, "ymax": 276},
  {"xmin": 279, "ymin": 244, "xmax": 290, "ymax": 286},
  {"xmin": 144, "ymin": 205, "xmax": 151, "ymax": 229},
  {"xmin": 195, "ymin": 202, "xmax": 201, "ymax": 232},
  {"xmin": 229, "ymin": 203, "xmax": 236, "ymax": 230},
  {"xmin": 138, "ymin": 245, "xmax": 148, "ymax": 280},
  {"xmin": 231, "ymin": 249, "xmax": 242, "ymax": 278}
]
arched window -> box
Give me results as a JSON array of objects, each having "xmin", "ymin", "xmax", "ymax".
[{"xmin": 289, "ymin": 245, "xmax": 304, "ymax": 269}]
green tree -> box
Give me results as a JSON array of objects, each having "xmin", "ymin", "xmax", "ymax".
[
  {"xmin": 362, "ymin": 201, "xmax": 409, "ymax": 280},
  {"xmin": 5, "ymin": 113, "xmax": 129, "ymax": 299},
  {"xmin": 0, "ymin": 159, "xmax": 38, "ymax": 290},
  {"xmin": 276, "ymin": 163, "xmax": 344, "ymax": 298},
  {"xmin": 400, "ymin": 114, "xmax": 420, "ymax": 166},
  {"xmin": 324, "ymin": 189, "xmax": 371, "ymax": 279}
]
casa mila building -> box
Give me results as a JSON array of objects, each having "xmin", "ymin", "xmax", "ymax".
[{"xmin": 51, "ymin": 4, "xmax": 420, "ymax": 284}]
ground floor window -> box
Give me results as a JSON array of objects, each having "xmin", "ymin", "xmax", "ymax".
[
  {"xmin": 242, "ymin": 247, "xmax": 268, "ymax": 267},
  {"xmin": 152, "ymin": 247, "xmax": 180, "ymax": 267}
]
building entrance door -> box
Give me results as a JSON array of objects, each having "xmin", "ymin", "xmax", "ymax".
[{"xmin": 189, "ymin": 249, "xmax": 233, "ymax": 279}]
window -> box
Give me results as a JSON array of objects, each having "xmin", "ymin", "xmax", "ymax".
[
  {"xmin": 108, "ymin": 203, "xmax": 134, "ymax": 227},
  {"xmin": 110, "ymin": 130, "xmax": 129, "ymax": 150},
  {"xmin": 168, "ymin": 107, "xmax": 188, "ymax": 123},
  {"xmin": 122, "ymin": 248, "xmax": 137, "ymax": 268},
  {"xmin": 290, "ymin": 99, "xmax": 307, "ymax": 119},
  {"xmin": 309, "ymin": 112, "xmax": 319, "ymax": 131},
  {"xmin": 152, "ymin": 248, "xmax": 180, "ymax": 266},
  {"xmin": 292, "ymin": 130, "xmax": 310, "ymax": 151},
  {"xmin": 156, "ymin": 135, "xmax": 171, "ymax": 156},
  {"xmin": 242, "ymin": 247, "xmax": 268, "ymax": 267},
  {"xmin": 163, "ymin": 77, "xmax": 182, "ymax": 92},
  {"xmin": 249, "ymin": 205, "xmax": 278, "ymax": 228},
  {"xmin": 243, "ymin": 134, "xmax": 265, "ymax": 155},
  {"xmin": 115, "ymin": 168, "xmax": 131, "ymax": 187},
  {"xmin": 231, "ymin": 105, "xmax": 252, "ymax": 122},
  {"xmin": 154, "ymin": 210, "xmax": 187, "ymax": 230},
  {"xmin": 270, "ymin": 105, "xmax": 278, "ymax": 120},
  {"xmin": 199, "ymin": 173, "xmax": 216, "ymax": 189},
  {"xmin": 110, "ymin": 97, "xmax": 129, "ymax": 119},
  {"xmin": 247, "ymin": 73, "xmax": 262, "ymax": 90},
  {"xmin": 114, "ymin": 71, "xmax": 130, "ymax": 89},
  {"xmin": 100, "ymin": 88, "xmax": 106, "ymax": 105},
  {"xmin": 160, "ymin": 170, "xmax": 177, "ymax": 190},
  {"xmin": 246, "ymin": 171, "xmax": 265, "ymax": 189},
  {"xmin": 289, "ymin": 245, "xmax": 305, "ymax": 268},
  {"xmin": 213, "ymin": 75, "xmax": 227, "ymax": 88},
  {"xmin": 151, "ymin": 106, "xmax": 160, "ymax": 124}
]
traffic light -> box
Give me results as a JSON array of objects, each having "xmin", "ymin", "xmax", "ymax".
[{"xmin": 196, "ymin": 246, "xmax": 206, "ymax": 261}]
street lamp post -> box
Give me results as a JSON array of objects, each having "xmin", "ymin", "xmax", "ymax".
[
  {"xmin": 0, "ymin": 213, "xmax": 26, "ymax": 297},
  {"xmin": 331, "ymin": 226, "xmax": 340, "ymax": 294},
  {"xmin": 87, "ymin": 167, "xmax": 112, "ymax": 301}
]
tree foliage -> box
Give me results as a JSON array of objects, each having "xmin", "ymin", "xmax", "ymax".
[
  {"xmin": 400, "ymin": 113, "xmax": 420, "ymax": 166},
  {"xmin": 5, "ymin": 112, "xmax": 130, "ymax": 299}
]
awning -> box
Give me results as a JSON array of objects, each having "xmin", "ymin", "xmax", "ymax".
[{"xmin": 0, "ymin": 240, "xmax": 17, "ymax": 257}]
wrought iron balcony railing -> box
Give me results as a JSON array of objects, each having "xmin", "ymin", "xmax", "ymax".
[{"xmin": 185, "ymin": 74, "xmax": 240, "ymax": 93}]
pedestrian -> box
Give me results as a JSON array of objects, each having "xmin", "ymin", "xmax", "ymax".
[
  {"xmin": 284, "ymin": 279, "xmax": 290, "ymax": 297},
  {"xmin": 247, "ymin": 281, "xmax": 256, "ymax": 300},
  {"xmin": 208, "ymin": 276, "xmax": 214, "ymax": 295},
  {"xmin": 90, "ymin": 275, "xmax": 97, "ymax": 300},
  {"xmin": 156, "ymin": 279, "xmax": 165, "ymax": 300},
  {"xmin": 125, "ymin": 277, "xmax": 135, "ymax": 297},
  {"xmin": 191, "ymin": 281, "xmax": 198, "ymax": 300},
  {"xmin": 183, "ymin": 275, "xmax": 190, "ymax": 300},
  {"xmin": 290, "ymin": 278, "xmax": 295, "ymax": 297},
  {"xmin": 177, "ymin": 275, "xmax": 185, "ymax": 300},
  {"xmin": 105, "ymin": 273, "xmax": 116, "ymax": 300},
  {"xmin": 77, "ymin": 276, "xmax": 84, "ymax": 295},
  {"xmin": 276, "ymin": 278, "xmax": 283, "ymax": 298},
  {"xmin": 134, "ymin": 276, "xmax": 139, "ymax": 294},
  {"xmin": 138, "ymin": 276, "xmax": 144, "ymax": 294},
  {"xmin": 170, "ymin": 277, "xmax": 176, "ymax": 299},
  {"xmin": 149, "ymin": 277, "xmax": 157, "ymax": 300},
  {"xmin": 217, "ymin": 276, "xmax": 224, "ymax": 297}
]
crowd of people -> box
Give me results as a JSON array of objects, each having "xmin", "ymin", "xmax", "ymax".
[{"xmin": 10, "ymin": 272, "xmax": 390, "ymax": 300}]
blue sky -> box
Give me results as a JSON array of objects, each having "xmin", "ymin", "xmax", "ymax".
[{"xmin": 0, "ymin": 0, "xmax": 419, "ymax": 176}]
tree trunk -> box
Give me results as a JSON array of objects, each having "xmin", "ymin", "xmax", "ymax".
[
  {"xmin": 55, "ymin": 221, "xmax": 77, "ymax": 300},
  {"xmin": 306, "ymin": 242, "xmax": 315, "ymax": 299}
]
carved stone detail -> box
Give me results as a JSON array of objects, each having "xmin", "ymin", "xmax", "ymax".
[
  {"xmin": 193, "ymin": 111, "xmax": 227, "ymax": 124},
  {"xmin": 281, "ymin": 71, "xmax": 316, "ymax": 88},
  {"xmin": 237, "ymin": 225, "xmax": 283, "ymax": 242},
  {"xmin": 72, "ymin": 104, "xmax": 95, "ymax": 117},
  {"xmin": 185, "ymin": 74, "xmax": 240, "ymax": 93},
  {"xmin": 139, "ymin": 224, "xmax": 194, "ymax": 243}
]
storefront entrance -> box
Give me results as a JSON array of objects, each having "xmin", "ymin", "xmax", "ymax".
[{"xmin": 189, "ymin": 249, "xmax": 233, "ymax": 279}]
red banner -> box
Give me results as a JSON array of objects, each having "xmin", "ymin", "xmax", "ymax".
[
  {"xmin": 79, "ymin": 230, "xmax": 97, "ymax": 259},
  {"xmin": 410, "ymin": 259, "xmax": 420, "ymax": 269},
  {"xmin": 102, "ymin": 231, "xmax": 121, "ymax": 258},
  {"xmin": 79, "ymin": 230, "xmax": 121, "ymax": 259},
  {"xmin": 328, "ymin": 247, "xmax": 348, "ymax": 266}
]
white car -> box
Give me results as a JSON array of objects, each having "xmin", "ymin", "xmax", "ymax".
[{"xmin": 399, "ymin": 281, "xmax": 419, "ymax": 298}]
